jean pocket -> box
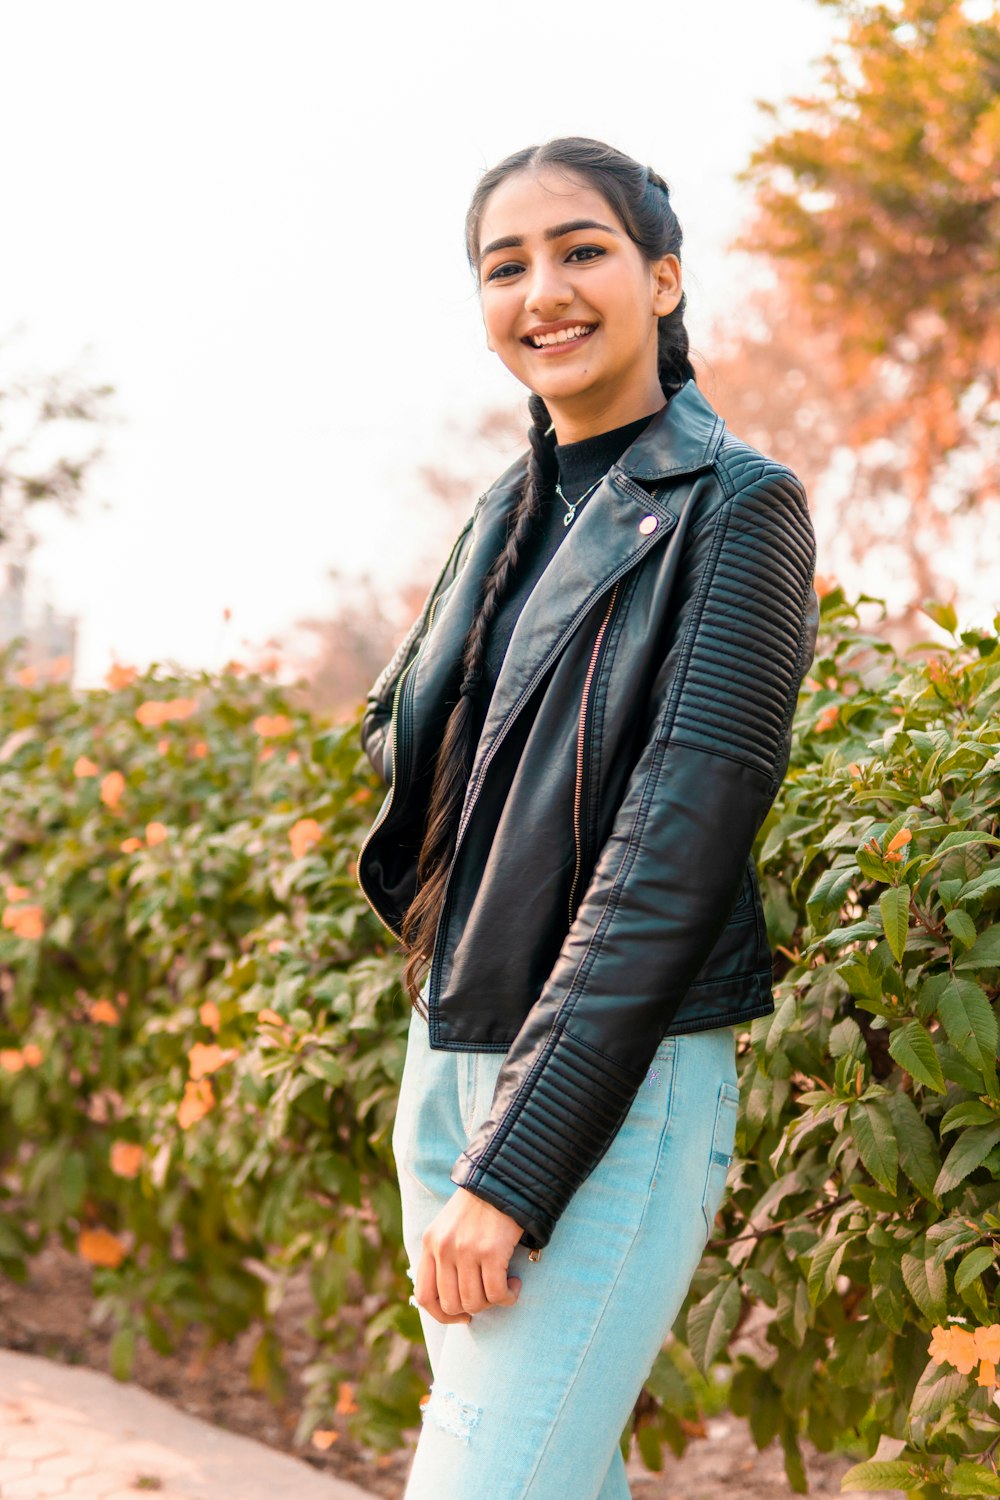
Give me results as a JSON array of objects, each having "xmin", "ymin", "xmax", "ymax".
[{"xmin": 700, "ymin": 1079, "xmax": 739, "ymax": 1242}]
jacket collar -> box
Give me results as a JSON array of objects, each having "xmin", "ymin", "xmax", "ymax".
[{"xmin": 410, "ymin": 379, "xmax": 726, "ymax": 822}]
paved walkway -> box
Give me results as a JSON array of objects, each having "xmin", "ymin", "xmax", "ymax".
[{"xmin": 0, "ymin": 1349, "xmax": 378, "ymax": 1500}]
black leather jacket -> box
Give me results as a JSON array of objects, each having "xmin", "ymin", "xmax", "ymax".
[{"xmin": 357, "ymin": 379, "xmax": 819, "ymax": 1250}]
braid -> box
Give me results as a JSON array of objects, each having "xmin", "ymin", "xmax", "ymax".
[
  {"xmin": 400, "ymin": 393, "xmax": 555, "ymax": 1013},
  {"xmin": 644, "ymin": 166, "xmax": 696, "ymax": 398}
]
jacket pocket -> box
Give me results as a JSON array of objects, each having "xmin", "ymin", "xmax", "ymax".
[{"xmin": 700, "ymin": 1079, "xmax": 739, "ymax": 1241}]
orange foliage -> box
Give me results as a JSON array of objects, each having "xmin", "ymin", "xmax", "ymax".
[
  {"xmin": 89, "ymin": 998, "xmax": 119, "ymax": 1024},
  {"xmin": 105, "ymin": 662, "xmax": 138, "ymax": 691},
  {"xmin": 187, "ymin": 1041, "xmax": 236, "ymax": 1079},
  {"xmin": 311, "ymin": 1430, "xmax": 339, "ymax": 1450},
  {"xmin": 145, "ymin": 821, "xmax": 169, "ymax": 846},
  {"xmin": 253, "ymin": 714, "xmax": 293, "ymax": 737},
  {"xmin": 100, "ymin": 770, "xmax": 125, "ymax": 809},
  {"xmin": 177, "ymin": 1077, "xmax": 215, "ymax": 1129},
  {"xmin": 135, "ymin": 697, "xmax": 199, "ymax": 726},
  {"xmin": 814, "ymin": 704, "xmax": 840, "ymax": 733},
  {"xmin": 74, "ymin": 756, "xmax": 99, "ymax": 777},
  {"xmin": 289, "ymin": 817, "xmax": 323, "ymax": 859},
  {"xmin": 119, "ymin": 837, "xmax": 143, "ymax": 853},
  {"xmin": 2, "ymin": 904, "xmax": 45, "ymax": 939},
  {"xmin": 4, "ymin": 884, "xmax": 30, "ymax": 900},
  {"xmin": 78, "ymin": 1226, "xmax": 127, "ymax": 1268},
  {"xmin": 198, "ymin": 1000, "xmax": 221, "ymax": 1032},
  {"xmin": 110, "ymin": 1140, "xmax": 144, "ymax": 1179},
  {"xmin": 0, "ymin": 1049, "xmax": 26, "ymax": 1073},
  {"xmin": 335, "ymin": 1381, "xmax": 360, "ymax": 1415}
]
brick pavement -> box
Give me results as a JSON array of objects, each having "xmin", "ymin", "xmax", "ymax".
[{"xmin": 0, "ymin": 1349, "xmax": 377, "ymax": 1500}]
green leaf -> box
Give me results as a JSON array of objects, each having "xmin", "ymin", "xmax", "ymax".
[
  {"xmin": 935, "ymin": 1123, "xmax": 1000, "ymax": 1196},
  {"xmin": 949, "ymin": 1462, "xmax": 1000, "ymax": 1496},
  {"xmin": 956, "ymin": 923, "xmax": 1000, "ymax": 971},
  {"xmin": 945, "ymin": 909, "xmax": 978, "ymax": 948},
  {"xmin": 936, "ymin": 977, "xmax": 998, "ymax": 1076},
  {"xmin": 954, "ymin": 1244, "xmax": 996, "ymax": 1293},
  {"xmin": 806, "ymin": 1231, "xmax": 858, "ymax": 1307},
  {"xmin": 840, "ymin": 1459, "xmax": 926, "ymax": 1493},
  {"xmin": 806, "ymin": 862, "xmax": 856, "ymax": 914},
  {"xmin": 900, "ymin": 1239, "xmax": 948, "ymax": 1321},
  {"xmin": 887, "ymin": 1020, "xmax": 946, "ymax": 1094},
  {"xmin": 686, "ymin": 1276, "xmax": 741, "ymax": 1376},
  {"xmin": 958, "ymin": 865, "xmax": 1000, "ymax": 904},
  {"xmin": 909, "ymin": 1357, "xmax": 969, "ymax": 1420},
  {"xmin": 885, "ymin": 1090, "xmax": 942, "ymax": 1202},
  {"xmin": 850, "ymin": 1098, "xmax": 898, "ymax": 1192},
  {"xmin": 879, "ymin": 885, "xmax": 910, "ymax": 963}
]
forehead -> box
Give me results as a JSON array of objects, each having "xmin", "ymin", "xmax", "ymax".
[{"xmin": 477, "ymin": 166, "xmax": 621, "ymax": 250}]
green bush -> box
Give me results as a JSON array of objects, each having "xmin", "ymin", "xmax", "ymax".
[
  {"xmin": 645, "ymin": 589, "xmax": 1000, "ymax": 1497},
  {"xmin": 2, "ymin": 589, "xmax": 999, "ymax": 1493}
]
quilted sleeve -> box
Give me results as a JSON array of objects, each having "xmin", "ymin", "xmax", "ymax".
[{"xmin": 450, "ymin": 462, "xmax": 819, "ymax": 1249}]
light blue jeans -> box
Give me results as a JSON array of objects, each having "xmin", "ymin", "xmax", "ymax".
[{"xmin": 392, "ymin": 985, "xmax": 740, "ymax": 1500}]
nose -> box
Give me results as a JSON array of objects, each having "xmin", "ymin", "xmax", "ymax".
[{"xmin": 523, "ymin": 256, "xmax": 573, "ymax": 319}]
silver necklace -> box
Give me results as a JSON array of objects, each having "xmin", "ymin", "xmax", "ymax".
[{"xmin": 554, "ymin": 473, "xmax": 606, "ymax": 528}]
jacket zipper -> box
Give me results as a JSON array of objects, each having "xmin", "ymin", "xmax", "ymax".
[
  {"xmin": 355, "ymin": 652, "xmax": 419, "ymax": 941},
  {"xmin": 567, "ymin": 579, "xmax": 621, "ymax": 925}
]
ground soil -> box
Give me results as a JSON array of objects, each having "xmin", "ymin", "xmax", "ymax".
[{"xmin": 0, "ymin": 1242, "xmax": 873, "ymax": 1498}]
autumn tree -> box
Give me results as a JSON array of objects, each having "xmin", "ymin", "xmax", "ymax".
[{"xmin": 711, "ymin": 0, "xmax": 1000, "ymax": 620}]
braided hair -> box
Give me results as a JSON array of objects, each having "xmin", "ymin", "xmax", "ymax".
[{"xmin": 400, "ymin": 137, "xmax": 695, "ymax": 1014}]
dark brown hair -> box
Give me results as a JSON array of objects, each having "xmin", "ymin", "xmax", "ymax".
[{"xmin": 400, "ymin": 136, "xmax": 696, "ymax": 1014}]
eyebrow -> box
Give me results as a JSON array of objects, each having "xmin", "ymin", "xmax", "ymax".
[{"xmin": 479, "ymin": 218, "xmax": 620, "ymax": 264}]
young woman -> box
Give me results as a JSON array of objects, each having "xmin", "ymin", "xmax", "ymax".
[{"xmin": 357, "ymin": 136, "xmax": 819, "ymax": 1499}]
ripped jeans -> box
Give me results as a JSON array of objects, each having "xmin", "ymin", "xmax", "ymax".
[{"xmin": 392, "ymin": 984, "xmax": 740, "ymax": 1500}]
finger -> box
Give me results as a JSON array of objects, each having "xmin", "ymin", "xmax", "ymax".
[
  {"xmin": 457, "ymin": 1255, "xmax": 490, "ymax": 1316},
  {"xmin": 483, "ymin": 1260, "xmax": 521, "ymax": 1308},
  {"xmin": 416, "ymin": 1247, "xmax": 470, "ymax": 1326},
  {"xmin": 436, "ymin": 1254, "xmax": 467, "ymax": 1320}
]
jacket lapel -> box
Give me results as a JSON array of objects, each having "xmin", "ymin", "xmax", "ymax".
[{"xmin": 407, "ymin": 379, "xmax": 726, "ymax": 797}]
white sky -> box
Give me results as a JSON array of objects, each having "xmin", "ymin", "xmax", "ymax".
[{"xmin": 1, "ymin": 0, "xmax": 841, "ymax": 689}]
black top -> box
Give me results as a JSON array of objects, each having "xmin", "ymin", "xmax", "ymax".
[{"xmin": 467, "ymin": 408, "xmax": 659, "ymax": 749}]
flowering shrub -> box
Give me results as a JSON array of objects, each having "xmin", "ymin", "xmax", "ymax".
[
  {"xmin": 642, "ymin": 589, "xmax": 1000, "ymax": 1496},
  {"xmin": 2, "ymin": 587, "xmax": 999, "ymax": 1490}
]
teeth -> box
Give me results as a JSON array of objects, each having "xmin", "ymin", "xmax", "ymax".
[{"xmin": 529, "ymin": 324, "xmax": 594, "ymax": 347}]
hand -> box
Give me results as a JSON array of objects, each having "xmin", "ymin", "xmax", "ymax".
[{"xmin": 414, "ymin": 1186, "xmax": 525, "ymax": 1324}]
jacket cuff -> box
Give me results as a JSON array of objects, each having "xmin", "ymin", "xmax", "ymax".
[
  {"xmin": 449, "ymin": 1026, "xmax": 642, "ymax": 1251},
  {"xmin": 450, "ymin": 1151, "xmax": 551, "ymax": 1251}
]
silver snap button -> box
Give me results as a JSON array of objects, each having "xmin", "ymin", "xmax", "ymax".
[{"xmin": 639, "ymin": 515, "xmax": 657, "ymax": 535}]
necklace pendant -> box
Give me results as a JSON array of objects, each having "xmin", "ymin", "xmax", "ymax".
[{"xmin": 562, "ymin": 508, "xmax": 575, "ymax": 528}]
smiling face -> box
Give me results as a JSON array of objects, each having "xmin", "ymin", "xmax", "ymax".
[{"xmin": 476, "ymin": 165, "xmax": 682, "ymax": 442}]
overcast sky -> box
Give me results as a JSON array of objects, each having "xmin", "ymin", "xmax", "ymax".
[{"xmin": 1, "ymin": 0, "xmax": 841, "ymax": 688}]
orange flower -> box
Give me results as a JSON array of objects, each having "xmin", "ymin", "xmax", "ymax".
[
  {"xmin": 804, "ymin": 676, "xmax": 823, "ymax": 691},
  {"xmin": 74, "ymin": 755, "xmax": 100, "ymax": 777},
  {"xmin": 885, "ymin": 828, "xmax": 912, "ymax": 855},
  {"xmin": 847, "ymin": 762, "xmax": 862, "ymax": 777},
  {"xmin": 975, "ymin": 1325, "xmax": 1000, "ymax": 1363},
  {"xmin": 78, "ymin": 1226, "xmax": 127, "ymax": 1268},
  {"xmin": 978, "ymin": 1359, "xmax": 998, "ymax": 1388},
  {"xmin": 335, "ymin": 1381, "xmax": 359, "ymax": 1415},
  {"xmin": 46, "ymin": 654, "xmax": 72, "ymax": 679},
  {"xmin": 289, "ymin": 817, "xmax": 323, "ymax": 860},
  {"xmin": 2, "ymin": 904, "xmax": 45, "ymax": 939},
  {"xmin": 286, "ymin": 750, "xmax": 300, "ymax": 765},
  {"xmin": 20, "ymin": 1043, "xmax": 43, "ymax": 1068},
  {"xmin": 109, "ymin": 1140, "xmax": 144, "ymax": 1179},
  {"xmin": 145, "ymin": 821, "xmax": 168, "ymax": 847},
  {"xmin": 89, "ymin": 998, "xmax": 119, "ymax": 1025},
  {"xmin": 192, "ymin": 740, "xmax": 208, "ymax": 758},
  {"xmin": 105, "ymin": 662, "xmax": 138, "ymax": 691},
  {"xmin": 814, "ymin": 704, "xmax": 840, "ymax": 733},
  {"xmin": 224, "ymin": 659, "xmax": 246, "ymax": 676},
  {"xmin": 135, "ymin": 697, "xmax": 198, "ymax": 727},
  {"xmin": 157, "ymin": 738, "xmax": 171, "ymax": 754},
  {"xmin": 259, "ymin": 746, "xmax": 274, "ymax": 762},
  {"xmin": 813, "ymin": 574, "xmax": 838, "ymax": 598},
  {"xmin": 253, "ymin": 714, "xmax": 293, "ymax": 738},
  {"xmin": 119, "ymin": 837, "xmax": 143, "ymax": 854},
  {"xmin": 177, "ymin": 1077, "xmax": 214, "ymax": 1129},
  {"xmin": 198, "ymin": 1000, "xmax": 221, "ymax": 1032},
  {"xmin": 928, "ymin": 1324, "xmax": 979, "ymax": 1373},
  {"xmin": 257, "ymin": 655, "xmax": 283, "ymax": 675},
  {"xmin": 4, "ymin": 885, "xmax": 30, "ymax": 901},
  {"xmin": 347, "ymin": 858, "xmax": 358, "ymax": 879},
  {"xmin": 100, "ymin": 770, "xmax": 125, "ymax": 809},
  {"xmin": 257, "ymin": 1008, "xmax": 285, "ymax": 1027},
  {"xmin": 311, "ymin": 1430, "xmax": 339, "ymax": 1450},
  {"xmin": 15, "ymin": 665, "xmax": 37, "ymax": 687},
  {"xmin": 267, "ymin": 938, "xmax": 287, "ymax": 954},
  {"xmin": 0, "ymin": 1049, "xmax": 25, "ymax": 1073},
  {"xmin": 187, "ymin": 1041, "xmax": 236, "ymax": 1079}
]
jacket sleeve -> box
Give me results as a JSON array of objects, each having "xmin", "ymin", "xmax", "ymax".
[
  {"xmin": 450, "ymin": 461, "xmax": 820, "ymax": 1249},
  {"xmin": 360, "ymin": 507, "xmax": 478, "ymax": 785}
]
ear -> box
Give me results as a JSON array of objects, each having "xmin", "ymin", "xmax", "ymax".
[{"xmin": 651, "ymin": 253, "xmax": 682, "ymax": 318}]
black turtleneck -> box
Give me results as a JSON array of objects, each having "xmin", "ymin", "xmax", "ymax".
[{"xmin": 467, "ymin": 406, "xmax": 660, "ymax": 749}]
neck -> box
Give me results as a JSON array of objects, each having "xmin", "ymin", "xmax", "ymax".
[{"xmin": 544, "ymin": 372, "xmax": 667, "ymax": 445}]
